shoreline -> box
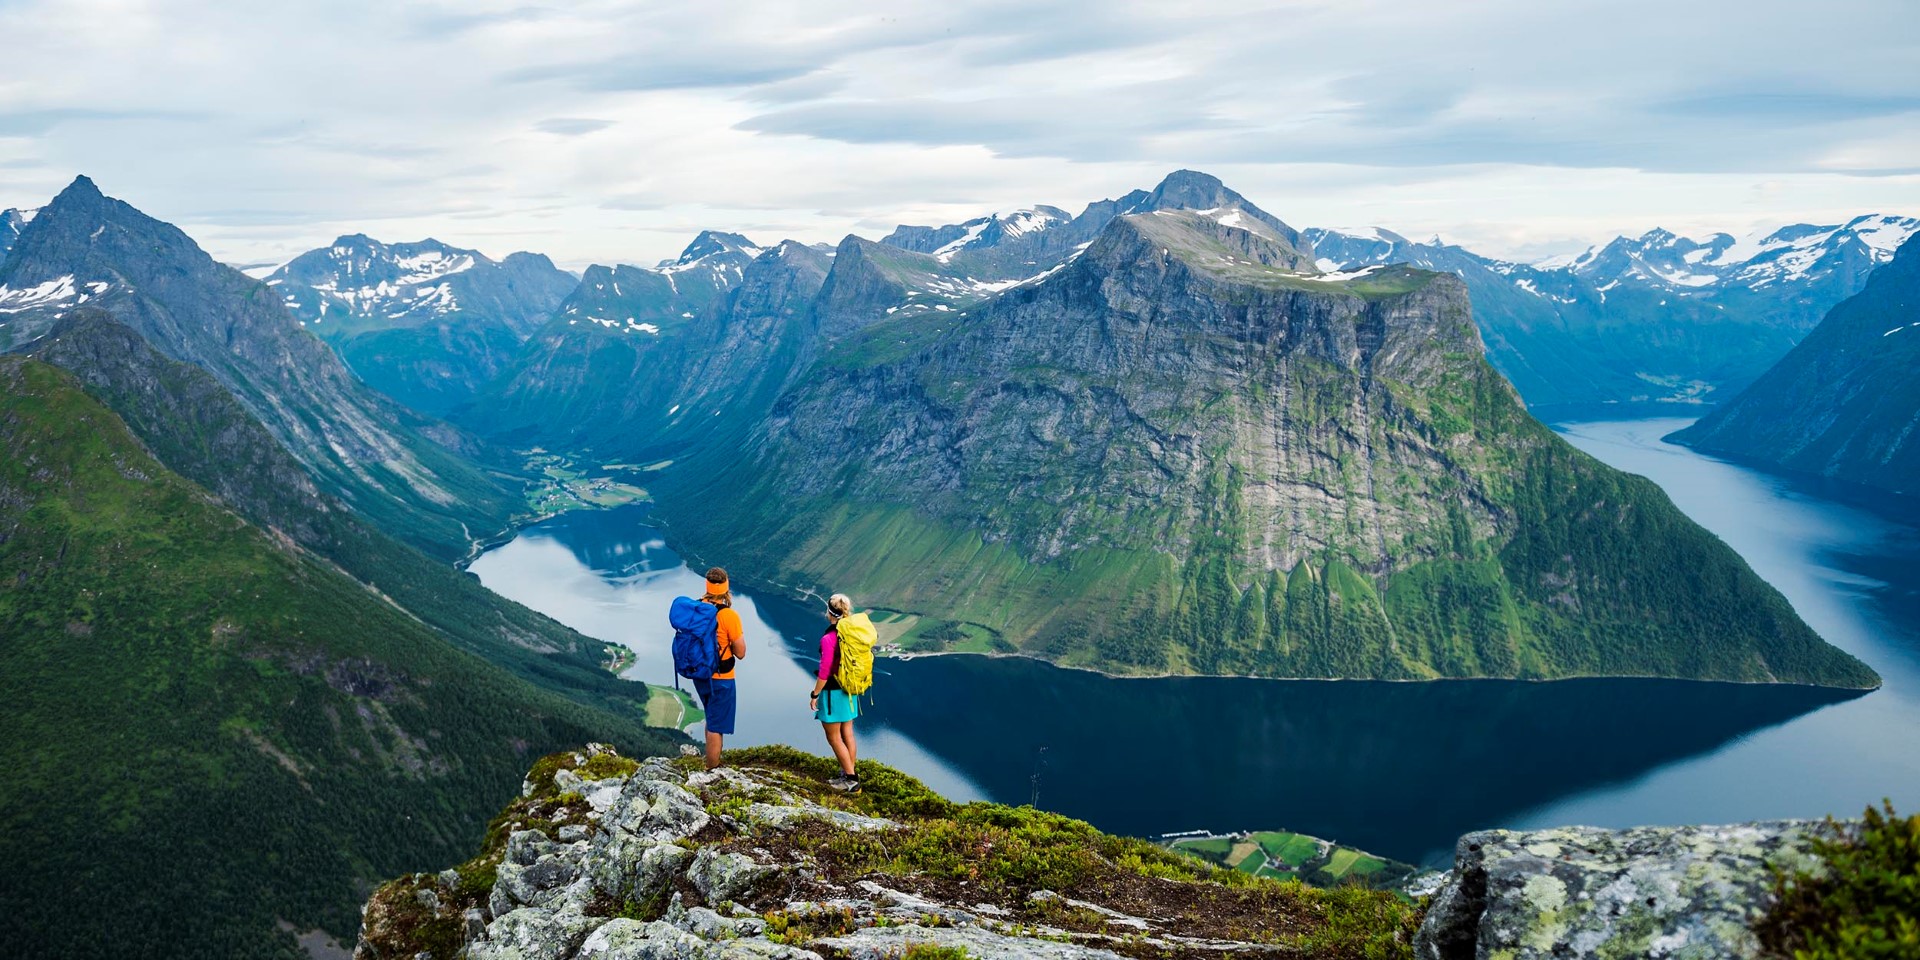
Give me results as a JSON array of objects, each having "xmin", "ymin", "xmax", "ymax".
[
  {"xmin": 881, "ymin": 647, "xmax": 1881, "ymax": 692},
  {"xmin": 478, "ymin": 501, "xmax": 1879, "ymax": 695}
]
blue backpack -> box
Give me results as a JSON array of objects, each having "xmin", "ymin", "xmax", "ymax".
[{"xmin": 669, "ymin": 596, "xmax": 720, "ymax": 687}]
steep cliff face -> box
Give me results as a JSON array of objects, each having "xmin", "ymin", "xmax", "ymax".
[
  {"xmin": 652, "ymin": 206, "xmax": 1875, "ymax": 686},
  {"xmin": 0, "ymin": 176, "xmax": 517, "ymax": 557},
  {"xmin": 1670, "ymin": 234, "xmax": 1920, "ymax": 497},
  {"xmin": 472, "ymin": 240, "xmax": 829, "ymax": 456},
  {"xmin": 0, "ymin": 207, "xmax": 25, "ymax": 267},
  {"xmin": 0, "ymin": 356, "xmax": 678, "ymax": 960}
]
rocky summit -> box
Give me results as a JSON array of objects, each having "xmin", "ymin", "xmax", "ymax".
[
  {"xmin": 1415, "ymin": 821, "xmax": 1831, "ymax": 960},
  {"xmin": 356, "ymin": 744, "xmax": 1423, "ymax": 959},
  {"xmin": 358, "ymin": 744, "xmax": 1860, "ymax": 960}
]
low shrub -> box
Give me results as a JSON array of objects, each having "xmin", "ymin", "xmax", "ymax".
[{"xmin": 1759, "ymin": 801, "xmax": 1920, "ymax": 959}]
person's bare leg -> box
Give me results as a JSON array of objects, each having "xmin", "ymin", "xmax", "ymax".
[
  {"xmin": 823, "ymin": 722, "xmax": 853, "ymax": 775},
  {"xmin": 844, "ymin": 720, "xmax": 858, "ymax": 773},
  {"xmin": 705, "ymin": 731, "xmax": 723, "ymax": 770}
]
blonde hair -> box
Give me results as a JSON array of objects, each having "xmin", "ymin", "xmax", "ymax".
[{"xmin": 827, "ymin": 594, "xmax": 853, "ymax": 619}]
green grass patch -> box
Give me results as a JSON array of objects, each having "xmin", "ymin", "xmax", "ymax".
[
  {"xmin": 1322, "ymin": 849, "xmax": 1362, "ymax": 879},
  {"xmin": 1254, "ymin": 831, "xmax": 1323, "ymax": 868},
  {"xmin": 1170, "ymin": 838, "xmax": 1234, "ymax": 860}
]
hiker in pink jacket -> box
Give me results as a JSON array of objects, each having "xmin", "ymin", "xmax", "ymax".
[{"xmin": 810, "ymin": 594, "xmax": 862, "ymax": 792}]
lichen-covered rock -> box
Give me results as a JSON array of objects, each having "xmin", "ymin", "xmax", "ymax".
[
  {"xmin": 1415, "ymin": 821, "xmax": 1831, "ymax": 959},
  {"xmin": 686, "ymin": 847, "xmax": 778, "ymax": 906},
  {"xmin": 604, "ymin": 777, "xmax": 711, "ymax": 842},
  {"xmin": 742, "ymin": 802, "xmax": 896, "ymax": 833},
  {"xmin": 587, "ymin": 833, "xmax": 694, "ymax": 904},
  {"xmin": 473, "ymin": 905, "xmax": 603, "ymax": 960},
  {"xmin": 574, "ymin": 917, "xmax": 819, "ymax": 960},
  {"xmin": 678, "ymin": 906, "xmax": 767, "ymax": 940},
  {"xmin": 573, "ymin": 918, "xmax": 707, "ymax": 959},
  {"xmin": 493, "ymin": 830, "xmax": 592, "ymax": 916},
  {"xmin": 556, "ymin": 768, "xmax": 630, "ymax": 814},
  {"xmin": 813, "ymin": 924, "xmax": 1131, "ymax": 959}
]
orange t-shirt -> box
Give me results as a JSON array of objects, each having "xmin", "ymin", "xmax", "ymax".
[{"xmin": 713, "ymin": 606, "xmax": 744, "ymax": 679}]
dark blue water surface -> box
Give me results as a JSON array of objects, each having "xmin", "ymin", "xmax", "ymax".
[{"xmin": 470, "ymin": 419, "xmax": 1920, "ymax": 867}]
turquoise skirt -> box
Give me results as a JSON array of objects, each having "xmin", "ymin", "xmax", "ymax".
[{"xmin": 815, "ymin": 688, "xmax": 860, "ymax": 723}]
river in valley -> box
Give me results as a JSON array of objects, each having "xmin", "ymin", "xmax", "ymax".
[{"xmin": 469, "ymin": 418, "xmax": 1920, "ymax": 867}]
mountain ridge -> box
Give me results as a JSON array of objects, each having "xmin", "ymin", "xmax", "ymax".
[
  {"xmin": 1669, "ymin": 233, "xmax": 1920, "ymax": 498},
  {"xmin": 1304, "ymin": 213, "xmax": 1916, "ymax": 410},
  {"xmin": 266, "ymin": 232, "xmax": 577, "ymax": 414},
  {"xmin": 0, "ymin": 176, "xmax": 519, "ymax": 557}
]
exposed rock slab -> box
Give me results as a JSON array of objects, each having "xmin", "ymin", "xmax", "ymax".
[{"xmin": 1415, "ymin": 821, "xmax": 1830, "ymax": 960}]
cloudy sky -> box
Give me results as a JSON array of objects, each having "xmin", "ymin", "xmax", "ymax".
[{"xmin": 2, "ymin": 0, "xmax": 1916, "ymax": 270}]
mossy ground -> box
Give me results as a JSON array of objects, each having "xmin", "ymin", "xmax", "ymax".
[{"xmin": 695, "ymin": 746, "xmax": 1422, "ymax": 959}]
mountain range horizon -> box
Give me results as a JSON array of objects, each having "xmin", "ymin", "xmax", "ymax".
[{"xmin": 4, "ymin": 170, "xmax": 1914, "ymax": 276}]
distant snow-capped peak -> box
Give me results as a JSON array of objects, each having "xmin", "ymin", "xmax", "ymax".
[
  {"xmin": 929, "ymin": 207, "xmax": 1069, "ymax": 262},
  {"xmin": 268, "ymin": 236, "xmax": 496, "ymax": 322}
]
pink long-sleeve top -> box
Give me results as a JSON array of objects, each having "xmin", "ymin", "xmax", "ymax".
[{"xmin": 816, "ymin": 629, "xmax": 840, "ymax": 687}]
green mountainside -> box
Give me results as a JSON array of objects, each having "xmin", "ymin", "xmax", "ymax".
[
  {"xmin": 645, "ymin": 197, "xmax": 1875, "ymax": 687},
  {"xmin": 0, "ymin": 356, "xmax": 681, "ymax": 959},
  {"xmin": 26, "ymin": 311, "xmax": 654, "ymax": 718},
  {"xmin": 1671, "ymin": 234, "xmax": 1920, "ymax": 498},
  {"xmin": 0, "ymin": 177, "xmax": 519, "ymax": 558}
]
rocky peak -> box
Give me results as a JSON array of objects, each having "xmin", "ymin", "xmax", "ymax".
[
  {"xmin": 0, "ymin": 207, "xmax": 26, "ymax": 266},
  {"xmin": 718, "ymin": 239, "xmax": 831, "ymax": 328},
  {"xmin": 277, "ymin": 234, "xmax": 486, "ymax": 288},
  {"xmin": 1111, "ymin": 208, "xmax": 1317, "ymax": 274},
  {"xmin": 357, "ymin": 745, "xmax": 1417, "ymax": 960},
  {"xmin": 502, "ymin": 250, "xmax": 563, "ymax": 273},
  {"xmin": 880, "ymin": 205, "xmax": 1072, "ymax": 259},
  {"xmin": 1118, "ymin": 170, "xmax": 1308, "ymax": 253},
  {"xmin": 270, "ymin": 233, "xmax": 574, "ymax": 339},
  {"xmin": 0, "ymin": 176, "xmax": 222, "ymax": 345},
  {"xmin": 674, "ymin": 230, "xmax": 761, "ymax": 266}
]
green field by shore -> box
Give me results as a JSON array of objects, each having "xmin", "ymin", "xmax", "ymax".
[{"xmin": 1164, "ymin": 829, "xmax": 1414, "ymax": 890}]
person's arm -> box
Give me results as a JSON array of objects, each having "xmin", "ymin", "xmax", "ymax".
[
  {"xmin": 722, "ymin": 608, "xmax": 745, "ymax": 662},
  {"xmin": 811, "ymin": 632, "xmax": 837, "ymax": 702}
]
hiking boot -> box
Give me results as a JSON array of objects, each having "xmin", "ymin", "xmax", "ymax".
[{"xmin": 829, "ymin": 775, "xmax": 861, "ymax": 793}]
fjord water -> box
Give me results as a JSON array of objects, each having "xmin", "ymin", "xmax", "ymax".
[{"xmin": 470, "ymin": 419, "xmax": 1920, "ymax": 867}]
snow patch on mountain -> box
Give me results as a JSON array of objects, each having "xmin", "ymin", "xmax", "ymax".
[{"xmin": 0, "ymin": 276, "xmax": 82, "ymax": 312}]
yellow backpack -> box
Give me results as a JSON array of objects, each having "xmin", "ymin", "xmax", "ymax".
[{"xmin": 833, "ymin": 612, "xmax": 877, "ymax": 696}]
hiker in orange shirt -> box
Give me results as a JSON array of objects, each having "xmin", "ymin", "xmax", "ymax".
[{"xmin": 695, "ymin": 567, "xmax": 746, "ymax": 770}]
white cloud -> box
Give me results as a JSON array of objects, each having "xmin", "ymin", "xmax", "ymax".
[{"xmin": 0, "ymin": 0, "xmax": 1914, "ymax": 268}]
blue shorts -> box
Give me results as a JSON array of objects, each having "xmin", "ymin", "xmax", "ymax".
[
  {"xmin": 692, "ymin": 677, "xmax": 736, "ymax": 736},
  {"xmin": 815, "ymin": 688, "xmax": 860, "ymax": 724}
]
